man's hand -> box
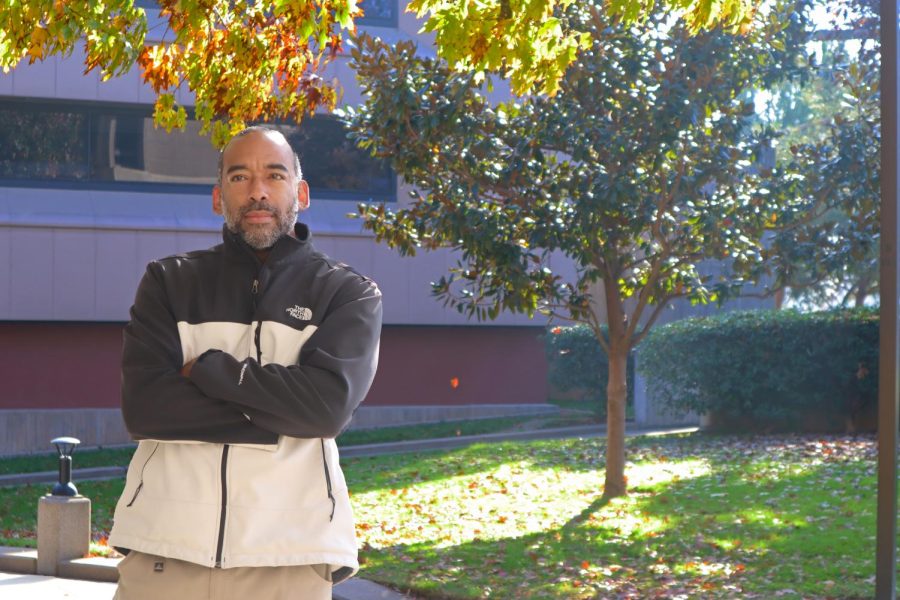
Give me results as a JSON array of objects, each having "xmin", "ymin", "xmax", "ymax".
[{"xmin": 181, "ymin": 358, "xmax": 198, "ymax": 377}]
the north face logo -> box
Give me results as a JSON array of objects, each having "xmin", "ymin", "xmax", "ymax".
[{"xmin": 286, "ymin": 305, "xmax": 313, "ymax": 321}]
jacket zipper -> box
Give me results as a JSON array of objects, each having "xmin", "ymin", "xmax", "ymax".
[
  {"xmin": 125, "ymin": 442, "xmax": 160, "ymax": 507},
  {"xmin": 320, "ymin": 439, "xmax": 336, "ymax": 522},
  {"xmin": 217, "ymin": 275, "xmax": 258, "ymax": 566},
  {"xmin": 214, "ymin": 444, "xmax": 230, "ymax": 568},
  {"xmin": 252, "ymin": 278, "xmax": 262, "ymax": 363}
]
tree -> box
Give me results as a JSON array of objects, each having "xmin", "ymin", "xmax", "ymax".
[
  {"xmin": 0, "ymin": 0, "xmax": 760, "ymax": 143},
  {"xmin": 343, "ymin": 0, "xmax": 810, "ymax": 497},
  {"xmin": 409, "ymin": 0, "xmax": 759, "ymax": 97},
  {"xmin": 0, "ymin": 0, "xmax": 358, "ymax": 145},
  {"xmin": 763, "ymin": 0, "xmax": 879, "ymax": 308}
]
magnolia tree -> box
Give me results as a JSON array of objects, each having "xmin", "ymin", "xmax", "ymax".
[
  {"xmin": 0, "ymin": 0, "xmax": 760, "ymax": 143},
  {"xmin": 765, "ymin": 0, "xmax": 880, "ymax": 307},
  {"xmin": 343, "ymin": 0, "xmax": 810, "ymax": 497}
]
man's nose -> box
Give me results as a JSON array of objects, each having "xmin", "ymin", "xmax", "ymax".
[{"xmin": 248, "ymin": 176, "xmax": 269, "ymax": 201}]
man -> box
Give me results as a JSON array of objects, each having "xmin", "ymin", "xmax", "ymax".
[{"xmin": 108, "ymin": 126, "xmax": 382, "ymax": 600}]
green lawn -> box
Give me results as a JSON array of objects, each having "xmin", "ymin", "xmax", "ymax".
[{"xmin": 0, "ymin": 433, "xmax": 884, "ymax": 598}]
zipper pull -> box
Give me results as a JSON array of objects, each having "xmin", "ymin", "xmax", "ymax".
[{"xmin": 251, "ymin": 279, "xmax": 259, "ymax": 294}]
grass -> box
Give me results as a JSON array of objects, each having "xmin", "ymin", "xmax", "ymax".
[
  {"xmin": 346, "ymin": 433, "xmax": 881, "ymax": 599},
  {"xmin": 2, "ymin": 432, "xmax": 878, "ymax": 598}
]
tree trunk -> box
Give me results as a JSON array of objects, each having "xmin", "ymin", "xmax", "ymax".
[
  {"xmin": 774, "ymin": 288, "xmax": 785, "ymax": 310},
  {"xmin": 854, "ymin": 276, "xmax": 871, "ymax": 308},
  {"xmin": 604, "ymin": 345, "xmax": 629, "ymax": 497}
]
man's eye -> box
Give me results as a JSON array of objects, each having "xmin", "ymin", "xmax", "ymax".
[
  {"xmin": 270, "ymin": 173, "xmax": 286, "ymax": 180},
  {"xmin": 230, "ymin": 174, "xmax": 247, "ymax": 182}
]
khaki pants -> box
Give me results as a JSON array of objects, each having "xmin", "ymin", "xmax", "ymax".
[{"xmin": 114, "ymin": 551, "xmax": 333, "ymax": 600}]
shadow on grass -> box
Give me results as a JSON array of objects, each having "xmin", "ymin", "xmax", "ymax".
[{"xmin": 359, "ymin": 458, "xmax": 879, "ymax": 600}]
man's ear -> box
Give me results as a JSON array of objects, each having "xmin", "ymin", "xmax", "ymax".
[
  {"xmin": 212, "ymin": 185, "xmax": 224, "ymax": 215},
  {"xmin": 297, "ymin": 180, "xmax": 310, "ymax": 211}
]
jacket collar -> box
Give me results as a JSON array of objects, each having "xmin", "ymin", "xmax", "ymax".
[{"xmin": 222, "ymin": 222, "xmax": 313, "ymax": 266}]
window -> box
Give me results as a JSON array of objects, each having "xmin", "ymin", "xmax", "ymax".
[
  {"xmin": 134, "ymin": 0, "xmax": 397, "ymax": 27},
  {"xmin": 0, "ymin": 99, "xmax": 394, "ymax": 201},
  {"xmin": 358, "ymin": 0, "xmax": 397, "ymax": 27}
]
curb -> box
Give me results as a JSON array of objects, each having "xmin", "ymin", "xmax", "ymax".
[{"xmin": 0, "ymin": 467, "xmax": 126, "ymax": 488}]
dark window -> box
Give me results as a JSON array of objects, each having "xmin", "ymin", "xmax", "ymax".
[
  {"xmin": 358, "ymin": 0, "xmax": 397, "ymax": 27},
  {"xmin": 276, "ymin": 118, "xmax": 395, "ymax": 200},
  {"xmin": 0, "ymin": 99, "xmax": 394, "ymax": 201},
  {"xmin": 134, "ymin": 0, "xmax": 397, "ymax": 27}
]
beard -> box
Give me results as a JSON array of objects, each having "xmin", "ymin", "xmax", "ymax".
[{"xmin": 222, "ymin": 197, "xmax": 299, "ymax": 250}]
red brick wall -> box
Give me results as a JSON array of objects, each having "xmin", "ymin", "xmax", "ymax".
[{"xmin": 0, "ymin": 324, "xmax": 548, "ymax": 409}]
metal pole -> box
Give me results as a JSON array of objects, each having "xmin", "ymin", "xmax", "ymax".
[{"xmin": 877, "ymin": 0, "xmax": 900, "ymax": 597}]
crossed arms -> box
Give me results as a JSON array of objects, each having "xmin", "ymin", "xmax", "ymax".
[{"xmin": 120, "ymin": 263, "xmax": 382, "ymax": 444}]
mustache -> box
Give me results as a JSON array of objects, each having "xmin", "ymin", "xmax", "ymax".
[{"xmin": 238, "ymin": 201, "xmax": 277, "ymax": 217}]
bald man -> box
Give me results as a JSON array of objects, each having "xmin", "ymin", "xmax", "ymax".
[{"xmin": 109, "ymin": 126, "xmax": 382, "ymax": 600}]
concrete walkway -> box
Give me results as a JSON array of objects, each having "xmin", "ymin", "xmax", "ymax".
[
  {"xmin": 0, "ymin": 424, "xmax": 697, "ymax": 599},
  {"xmin": 0, "ymin": 571, "xmax": 410, "ymax": 599},
  {"xmin": 0, "ymin": 571, "xmax": 116, "ymax": 599}
]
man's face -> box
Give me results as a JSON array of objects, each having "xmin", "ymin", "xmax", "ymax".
[{"xmin": 212, "ymin": 130, "xmax": 309, "ymax": 250}]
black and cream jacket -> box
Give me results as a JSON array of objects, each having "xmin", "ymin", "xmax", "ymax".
[{"xmin": 108, "ymin": 223, "xmax": 382, "ymax": 583}]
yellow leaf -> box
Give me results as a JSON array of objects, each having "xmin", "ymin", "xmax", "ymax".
[{"xmin": 31, "ymin": 27, "xmax": 49, "ymax": 46}]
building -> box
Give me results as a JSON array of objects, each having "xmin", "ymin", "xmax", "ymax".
[{"xmin": 0, "ymin": 1, "xmax": 552, "ymax": 455}]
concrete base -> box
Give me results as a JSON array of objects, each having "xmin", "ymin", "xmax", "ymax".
[
  {"xmin": 57, "ymin": 556, "xmax": 120, "ymax": 583},
  {"xmin": 0, "ymin": 546, "xmax": 37, "ymax": 574},
  {"xmin": 346, "ymin": 403, "xmax": 560, "ymax": 430},
  {"xmin": 37, "ymin": 495, "xmax": 91, "ymax": 576},
  {"xmin": 0, "ymin": 547, "xmax": 118, "ymax": 583}
]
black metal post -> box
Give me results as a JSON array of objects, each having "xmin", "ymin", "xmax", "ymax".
[
  {"xmin": 50, "ymin": 437, "xmax": 79, "ymax": 497},
  {"xmin": 877, "ymin": 0, "xmax": 900, "ymax": 597}
]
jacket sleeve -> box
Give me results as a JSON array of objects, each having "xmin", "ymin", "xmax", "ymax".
[
  {"xmin": 121, "ymin": 262, "xmax": 278, "ymax": 444},
  {"xmin": 189, "ymin": 275, "xmax": 382, "ymax": 439}
]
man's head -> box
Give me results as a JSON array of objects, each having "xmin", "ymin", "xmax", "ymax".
[{"xmin": 213, "ymin": 126, "xmax": 310, "ymax": 250}]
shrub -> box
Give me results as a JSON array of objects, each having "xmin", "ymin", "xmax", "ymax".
[
  {"xmin": 637, "ymin": 309, "xmax": 878, "ymax": 431},
  {"xmin": 545, "ymin": 324, "xmax": 635, "ymax": 416}
]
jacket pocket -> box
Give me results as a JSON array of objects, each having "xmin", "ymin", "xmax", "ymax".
[
  {"xmin": 125, "ymin": 441, "xmax": 160, "ymax": 507},
  {"xmin": 319, "ymin": 439, "xmax": 336, "ymax": 521}
]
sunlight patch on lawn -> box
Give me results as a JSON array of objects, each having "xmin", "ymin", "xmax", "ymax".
[{"xmin": 353, "ymin": 456, "xmax": 710, "ymax": 552}]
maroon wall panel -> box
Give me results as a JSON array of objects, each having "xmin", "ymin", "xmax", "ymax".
[
  {"xmin": 0, "ymin": 323, "xmax": 123, "ymax": 408},
  {"xmin": 365, "ymin": 326, "xmax": 549, "ymax": 406},
  {"xmin": 0, "ymin": 324, "xmax": 549, "ymax": 409}
]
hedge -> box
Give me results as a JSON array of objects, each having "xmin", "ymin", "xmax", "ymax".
[
  {"xmin": 637, "ymin": 308, "xmax": 878, "ymax": 431},
  {"xmin": 545, "ymin": 324, "xmax": 635, "ymax": 415}
]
